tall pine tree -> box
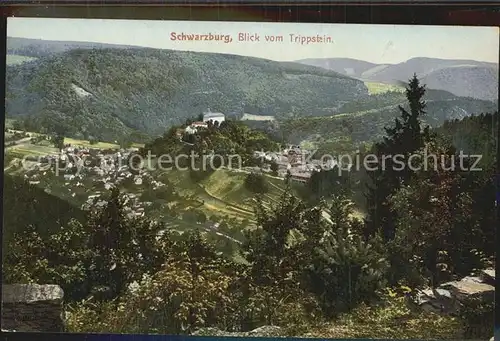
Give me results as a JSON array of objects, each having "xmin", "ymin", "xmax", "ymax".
[{"xmin": 364, "ymin": 74, "xmax": 430, "ymax": 241}]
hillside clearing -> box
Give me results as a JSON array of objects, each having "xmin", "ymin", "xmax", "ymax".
[
  {"xmin": 241, "ymin": 113, "xmax": 276, "ymax": 121},
  {"xmin": 6, "ymin": 54, "xmax": 37, "ymax": 65},
  {"xmin": 364, "ymin": 81, "xmax": 405, "ymax": 95}
]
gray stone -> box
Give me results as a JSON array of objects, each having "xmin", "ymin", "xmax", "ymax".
[
  {"xmin": 1, "ymin": 284, "xmax": 65, "ymax": 332},
  {"xmin": 420, "ymin": 288, "xmax": 435, "ymax": 298},
  {"xmin": 440, "ymin": 280, "xmax": 494, "ymax": 302},
  {"xmin": 430, "ymin": 288, "xmax": 460, "ymax": 314},
  {"xmin": 413, "ymin": 288, "xmax": 436, "ymax": 306},
  {"xmin": 192, "ymin": 325, "xmax": 284, "ymax": 337},
  {"xmin": 412, "ymin": 287, "xmax": 456, "ymax": 314},
  {"xmin": 2, "ymin": 284, "xmax": 63, "ymax": 304},
  {"xmin": 433, "ymin": 288, "xmax": 452, "ymax": 299},
  {"xmin": 410, "ymin": 270, "xmax": 495, "ymax": 317},
  {"xmin": 246, "ymin": 325, "xmax": 283, "ymax": 337},
  {"xmin": 461, "ymin": 276, "xmax": 483, "ymax": 284},
  {"xmin": 420, "ymin": 302, "xmax": 443, "ymax": 314},
  {"xmin": 480, "ymin": 269, "xmax": 495, "ymax": 285}
]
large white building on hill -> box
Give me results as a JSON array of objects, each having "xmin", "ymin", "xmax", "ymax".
[{"xmin": 203, "ymin": 109, "xmax": 225, "ymax": 125}]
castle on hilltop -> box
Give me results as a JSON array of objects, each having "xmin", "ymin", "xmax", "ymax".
[{"xmin": 203, "ymin": 108, "xmax": 225, "ymax": 125}]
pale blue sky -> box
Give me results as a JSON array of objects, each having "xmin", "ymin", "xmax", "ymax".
[{"xmin": 7, "ymin": 17, "xmax": 499, "ymax": 64}]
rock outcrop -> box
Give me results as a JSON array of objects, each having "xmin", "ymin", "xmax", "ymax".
[
  {"xmin": 412, "ymin": 269, "xmax": 495, "ymax": 315},
  {"xmin": 192, "ymin": 325, "xmax": 284, "ymax": 337},
  {"xmin": 1, "ymin": 284, "xmax": 65, "ymax": 332}
]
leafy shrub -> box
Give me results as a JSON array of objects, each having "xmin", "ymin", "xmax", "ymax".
[
  {"xmin": 244, "ymin": 172, "xmax": 268, "ymax": 194},
  {"xmin": 4, "ymin": 188, "xmax": 170, "ymax": 302},
  {"xmin": 307, "ymin": 229, "xmax": 389, "ymax": 316},
  {"xmin": 269, "ymin": 160, "xmax": 279, "ymax": 175},
  {"xmin": 67, "ymin": 231, "xmax": 240, "ymax": 334},
  {"xmin": 305, "ymin": 288, "xmax": 463, "ymax": 339},
  {"xmin": 458, "ymin": 295, "xmax": 495, "ymax": 339}
]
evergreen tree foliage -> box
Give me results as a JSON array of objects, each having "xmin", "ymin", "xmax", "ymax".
[
  {"xmin": 365, "ymin": 74, "xmax": 431, "ymax": 241},
  {"xmin": 306, "ymin": 193, "xmax": 389, "ymax": 316},
  {"xmin": 4, "ymin": 187, "xmax": 171, "ymax": 301},
  {"xmin": 244, "ymin": 172, "xmax": 269, "ymax": 194}
]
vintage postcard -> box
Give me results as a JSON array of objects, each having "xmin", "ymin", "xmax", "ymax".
[{"xmin": 3, "ymin": 18, "xmax": 498, "ymax": 339}]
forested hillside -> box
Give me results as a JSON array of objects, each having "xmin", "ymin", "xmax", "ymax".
[
  {"xmin": 256, "ymin": 89, "xmax": 497, "ymax": 151},
  {"xmin": 6, "ymin": 48, "xmax": 367, "ymax": 142},
  {"xmin": 7, "ymin": 37, "xmax": 137, "ymax": 58},
  {"xmin": 6, "ymin": 43, "xmax": 497, "ymax": 145},
  {"xmin": 421, "ymin": 65, "xmax": 498, "ymax": 101},
  {"xmin": 437, "ymin": 112, "xmax": 498, "ymax": 166}
]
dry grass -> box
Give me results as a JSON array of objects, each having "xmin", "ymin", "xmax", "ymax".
[{"xmin": 64, "ymin": 138, "xmax": 120, "ymax": 149}]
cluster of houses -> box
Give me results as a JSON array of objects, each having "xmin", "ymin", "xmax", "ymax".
[
  {"xmin": 15, "ymin": 106, "xmax": 347, "ymax": 225},
  {"xmin": 22, "ymin": 144, "xmax": 167, "ymax": 219},
  {"xmin": 253, "ymin": 145, "xmax": 338, "ymax": 183},
  {"xmin": 171, "ymin": 108, "xmax": 341, "ymax": 184}
]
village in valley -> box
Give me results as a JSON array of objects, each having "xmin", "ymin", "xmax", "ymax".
[
  {"xmin": 7, "ymin": 112, "xmax": 337, "ymax": 183},
  {"xmin": 4, "ymin": 108, "xmax": 345, "ymax": 235}
]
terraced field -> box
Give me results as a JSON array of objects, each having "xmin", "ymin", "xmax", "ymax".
[
  {"xmin": 63, "ymin": 137, "xmax": 143, "ymax": 149},
  {"xmin": 158, "ymin": 168, "xmax": 289, "ymax": 223},
  {"xmin": 8, "ymin": 144, "xmax": 59, "ymax": 156}
]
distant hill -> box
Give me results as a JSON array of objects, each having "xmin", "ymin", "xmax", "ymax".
[
  {"xmin": 7, "ymin": 36, "xmax": 139, "ymax": 58},
  {"xmin": 6, "ymin": 47, "xmax": 368, "ymax": 142},
  {"xmin": 296, "ymin": 58, "xmax": 378, "ymax": 78},
  {"xmin": 421, "ymin": 65, "xmax": 498, "ymax": 101},
  {"xmin": 364, "ymin": 57, "xmax": 496, "ymax": 83},
  {"xmin": 6, "ymin": 37, "xmax": 497, "ymax": 143},
  {"xmin": 296, "ymin": 57, "xmax": 498, "ymax": 101}
]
